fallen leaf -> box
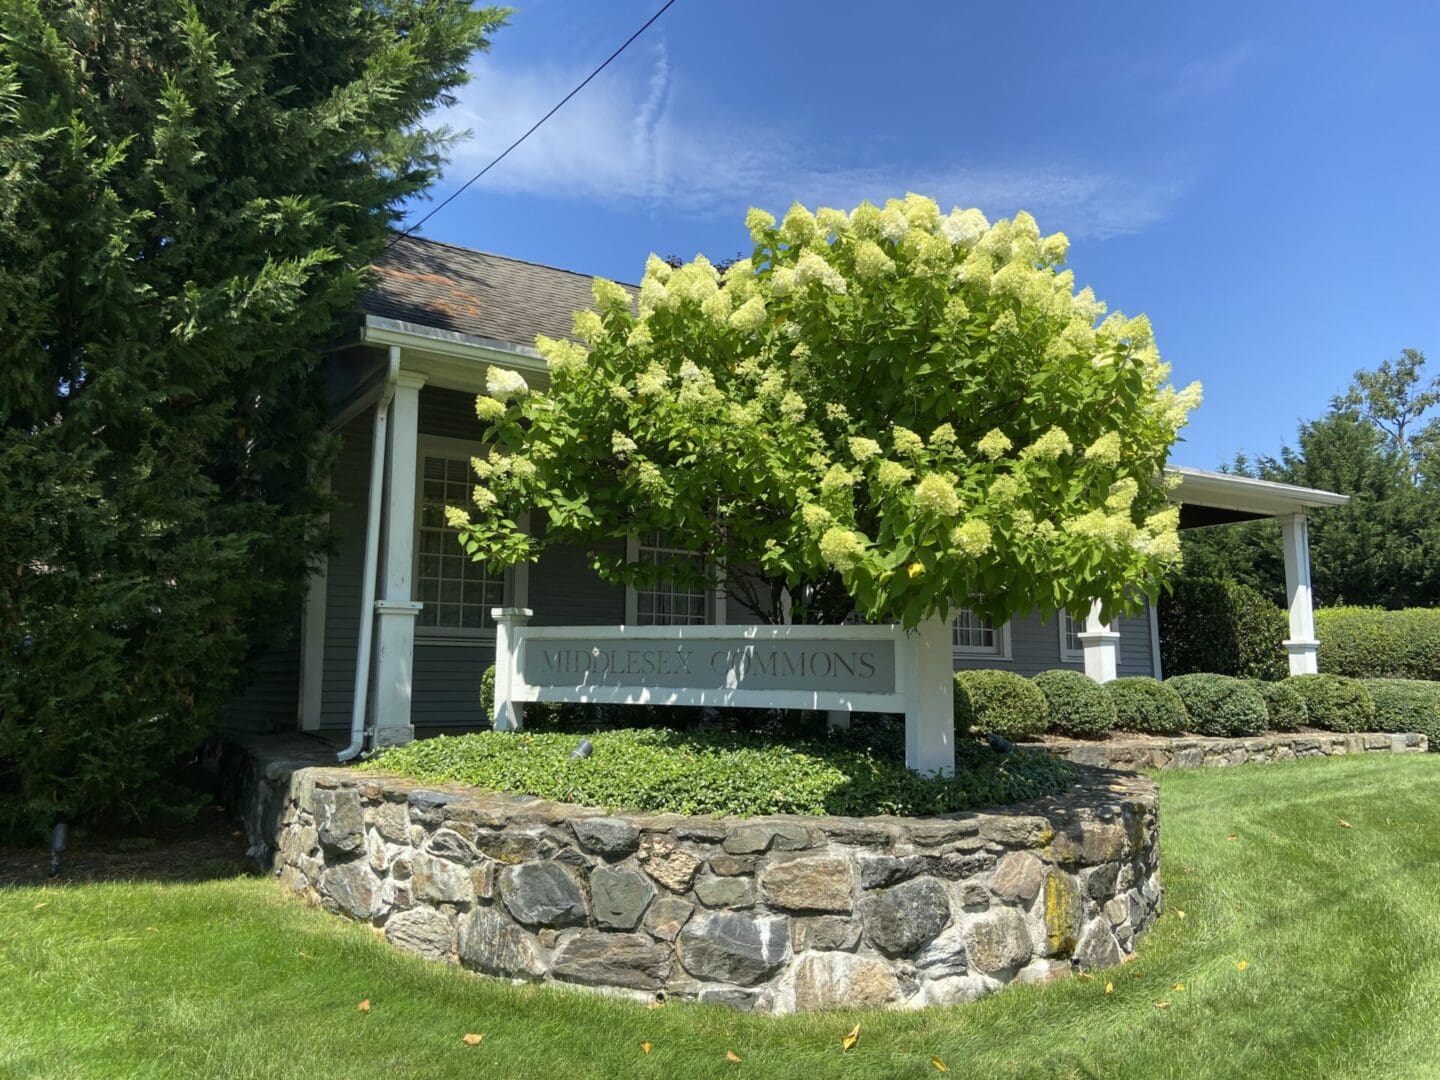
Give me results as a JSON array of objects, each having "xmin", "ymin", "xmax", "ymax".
[
  {"xmin": 1175, "ymin": 910, "xmax": 1186, "ymax": 920},
  {"xmin": 1226, "ymin": 834, "xmax": 1238, "ymax": 841},
  {"xmin": 1105, "ymin": 981, "xmax": 1114, "ymax": 994},
  {"xmin": 1339, "ymin": 819, "xmax": 1352, "ymax": 829},
  {"xmin": 842, "ymin": 1023, "xmax": 860, "ymax": 1052},
  {"xmin": 1236, "ymin": 961, "xmax": 1248, "ymax": 971},
  {"xmin": 1154, "ymin": 1001, "xmax": 1171, "ymax": 1010},
  {"xmin": 931, "ymin": 1057, "xmax": 950, "ymax": 1073},
  {"xmin": 1172, "ymin": 982, "xmax": 1186, "ymax": 992},
  {"xmin": 1075, "ymin": 971, "xmax": 1093, "ymax": 981},
  {"xmin": 726, "ymin": 1050, "xmax": 742, "ymax": 1063},
  {"xmin": 647, "ymin": 999, "xmax": 665, "ymax": 1010},
  {"xmin": 356, "ymin": 999, "xmax": 371, "ymax": 1012},
  {"xmin": 462, "ymin": 1034, "xmax": 483, "ymax": 1046},
  {"xmin": 32, "ymin": 902, "xmax": 48, "ymax": 911},
  {"xmin": 641, "ymin": 1042, "xmax": 652, "ymax": 1055}
]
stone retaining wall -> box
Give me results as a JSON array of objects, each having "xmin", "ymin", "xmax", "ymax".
[
  {"xmin": 1025, "ymin": 730, "xmax": 1427, "ymax": 772},
  {"xmin": 224, "ymin": 739, "xmax": 1160, "ymax": 1014}
]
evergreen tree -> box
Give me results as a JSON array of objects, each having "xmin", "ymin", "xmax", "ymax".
[{"xmin": 0, "ymin": 0, "xmax": 507, "ymax": 833}]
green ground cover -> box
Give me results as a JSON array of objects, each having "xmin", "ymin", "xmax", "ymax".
[
  {"xmin": 363, "ymin": 727, "xmax": 1076, "ymax": 817},
  {"xmin": 3, "ymin": 755, "xmax": 1440, "ymax": 1079}
]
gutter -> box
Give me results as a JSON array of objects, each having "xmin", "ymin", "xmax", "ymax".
[{"xmin": 337, "ymin": 345, "xmax": 401, "ymax": 762}]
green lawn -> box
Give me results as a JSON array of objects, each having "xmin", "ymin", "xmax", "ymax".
[{"xmin": 3, "ymin": 755, "xmax": 1439, "ymax": 1079}]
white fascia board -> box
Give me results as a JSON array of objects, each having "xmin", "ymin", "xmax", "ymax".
[
  {"xmin": 1166, "ymin": 465, "xmax": 1350, "ymax": 517},
  {"xmin": 361, "ymin": 316, "xmax": 550, "ymax": 389}
]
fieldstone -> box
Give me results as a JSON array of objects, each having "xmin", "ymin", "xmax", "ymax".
[
  {"xmin": 965, "ymin": 907, "xmax": 1033, "ymax": 976},
  {"xmin": 643, "ymin": 895, "xmax": 694, "ymax": 941},
  {"xmin": 760, "ymin": 855, "xmax": 853, "ymax": 913},
  {"xmin": 708, "ymin": 853, "xmax": 755, "ymax": 877},
  {"xmin": 978, "ymin": 814, "xmax": 1052, "ymax": 847},
  {"xmin": 551, "ymin": 931, "xmax": 671, "ymax": 990},
  {"xmin": 959, "ymin": 882, "xmax": 991, "ymax": 910},
  {"xmin": 990, "ymin": 851, "xmax": 1045, "ymax": 903},
  {"xmin": 315, "ymin": 789, "xmax": 365, "ymax": 857},
  {"xmin": 793, "ymin": 915, "xmax": 862, "ymax": 952},
  {"xmin": 500, "ymin": 862, "xmax": 588, "ymax": 927},
  {"xmin": 722, "ymin": 823, "xmax": 811, "ymax": 855},
  {"xmin": 638, "ymin": 836, "xmax": 703, "ymax": 893},
  {"xmin": 916, "ymin": 923, "xmax": 969, "ymax": 979},
  {"xmin": 553, "ymin": 847, "xmax": 594, "ymax": 872},
  {"xmin": 424, "ymin": 828, "xmax": 476, "ymax": 865},
  {"xmin": 411, "ymin": 853, "xmax": 475, "ymax": 905},
  {"xmin": 458, "ymin": 907, "xmax": 547, "ymax": 979},
  {"xmin": 1074, "ymin": 918, "xmax": 1124, "ymax": 969},
  {"xmin": 858, "ymin": 876, "xmax": 951, "ymax": 956},
  {"xmin": 384, "ymin": 906, "xmax": 456, "ymax": 962},
  {"xmin": 696, "ymin": 987, "xmax": 760, "ymax": 1010},
  {"xmin": 908, "ymin": 820, "xmax": 980, "ymax": 846},
  {"xmin": 790, "ymin": 951, "xmax": 900, "ymax": 1011},
  {"xmin": 857, "ymin": 854, "xmax": 928, "ymax": 889},
  {"xmin": 320, "ymin": 861, "xmax": 380, "ymax": 920},
  {"xmin": 1080, "ymin": 862, "xmax": 1119, "ymax": 902},
  {"xmin": 1103, "ymin": 897, "xmax": 1129, "ymax": 927},
  {"xmin": 474, "ymin": 829, "xmax": 545, "ymax": 864},
  {"xmin": 694, "ymin": 874, "xmax": 756, "ymax": 909},
  {"xmin": 1048, "ymin": 820, "xmax": 1127, "ymax": 867},
  {"xmin": 937, "ymin": 851, "xmax": 995, "ymax": 878},
  {"xmin": 1015, "ymin": 957, "xmax": 1070, "ymax": 985},
  {"xmin": 371, "ymin": 800, "xmax": 409, "ymax": 845},
  {"xmin": 1042, "ymin": 869, "xmax": 1082, "ymax": 958},
  {"xmin": 570, "ymin": 817, "xmax": 640, "ymax": 858},
  {"xmin": 678, "ymin": 912, "xmax": 791, "ymax": 985},
  {"xmin": 590, "ymin": 865, "xmax": 656, "ymax": 931}
]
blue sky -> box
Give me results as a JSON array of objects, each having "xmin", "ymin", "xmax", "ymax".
[{"xmin": 408, "ymin": 0, "xmax": 1440, "ymax": 469}]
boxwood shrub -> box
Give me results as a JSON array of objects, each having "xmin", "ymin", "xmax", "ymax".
[
  {"xmin": 1164, "ymin": 673, "xmax": 1269, "ymax": 736},
  {"xmin": 364, "ymin": 728, "xmax": 1079, "ymax": 818},
  {"xmin": 1316, "ymin": 607, "xmax": 1440, "ymax": 681},
  {"xmin": 1158, "ymin": 577, "xmax": 1288, "ymax": 681},
  {"xmin": 1104, "ymin": 677, "xmax": 1189, "ymax": 736},
  {"xmin": 954, "ymin": 669, "xmax": 1048, "ymax": 742},
  {"xmin": 1032, "ymin": 669, "xmax": 1116, "ymax": 739},
  {"xmin": 1253, "ymin": 679, "xmax": 1308, "ymax": 732},
  {"xmin": 1362, "ymin": 679, "xmax": 1440, "ymax": 744},
  {"xmin": 1283, "ymin": 674, "xmax": 1375, "ymax": 733}
]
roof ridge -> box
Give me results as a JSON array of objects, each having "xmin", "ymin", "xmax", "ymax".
[{"xmin": 385, "ymin": 232, "xmax": 637, "ymax": 288}]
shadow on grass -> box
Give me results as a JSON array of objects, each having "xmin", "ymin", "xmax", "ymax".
[{"xmin": 0, "ymin": 802, "xmax": 256, "ymax": 888}]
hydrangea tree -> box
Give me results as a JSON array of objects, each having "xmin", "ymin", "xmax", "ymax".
[{"xmin": 450, "ymin": 194, "xmax": 1201, "ymax": 630}]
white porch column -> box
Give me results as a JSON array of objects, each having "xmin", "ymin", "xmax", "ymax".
[
  {"xmin": 371, "ymin": 372, "xmax": 427, "ymax": 746},
  {"xmin": 1281, "ymin": 512, "xmax": 1320, "ymax": 675},
  {"xmin": 491, "ymin": 607, "xmax": 532, "ymax": 731},
  {"xmin": 903, "ymin": 614, "xmax": 955, "ymax": 776},
  {"xmin": 1078, "ymin": 600, "xmax": 1122, "ymax": 683}
]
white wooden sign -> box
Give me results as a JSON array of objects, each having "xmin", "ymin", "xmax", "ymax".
[{"xmin": 489, "ymin": 608, "xmax": 957, "ymax": 775}]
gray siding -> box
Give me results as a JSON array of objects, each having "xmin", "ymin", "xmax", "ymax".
[
  {"xmin": 952, "ymin": 607, "xmax": 1157, "ymax": 678},
  {"xmin": 419, "ymin": 385, "xmax": 489, "ymax": 441},
  {"xmin": 318, "ymin": 409, "xmax": 375, "ymax": 731}
]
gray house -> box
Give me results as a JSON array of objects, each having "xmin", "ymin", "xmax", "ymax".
[{"xmin": 226, "ymin": 236, "xmax": 1349, "ymax": 747}]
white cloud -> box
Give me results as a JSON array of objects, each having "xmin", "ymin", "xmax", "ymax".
[
  {"xmin": 441, "ymin": 45, "xmax": 1184, "ymax": 240},
  {"xmin": 1157, "ymin": 42, "xmax": 1254, "ymax": 106}
]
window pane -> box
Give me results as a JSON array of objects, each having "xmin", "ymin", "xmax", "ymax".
[{"xmin": 414, "ymin": 453, "xmax": 503, "ymax": 631}]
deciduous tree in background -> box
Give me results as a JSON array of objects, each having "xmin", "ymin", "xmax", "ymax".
[
  {"xmin": 452, "ymin": 195, "xmax": 1201, "ymax": 630},
  {"xmin": 0, "ymin": 0, "xmax": 508, "ymax": 834}
]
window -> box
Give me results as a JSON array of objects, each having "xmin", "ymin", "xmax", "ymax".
[
  {"xmin": 415, "ymin": 448, "xmax": 504, "ymax": 632},
  {"xmin": 631, "ymin": 531, "xmax": 708, "ymax": 625},
  {"xmin": 1059, "ymin": 609, "xmax": 1085, "ymax": 661},
  {"xmin": 952, "ymin": 607, "xmax": 1010, "ymax": 659},
  {"xmin": 952, "ymin": 608, "xmax": 997, "ymax": 651}
]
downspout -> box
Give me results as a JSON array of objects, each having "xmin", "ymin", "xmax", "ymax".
[{"xmin": 337, "ymin": 346, "xmax": 401, "ymax": 762}]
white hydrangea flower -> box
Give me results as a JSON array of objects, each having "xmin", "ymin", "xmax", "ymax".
[
  {"xmin": 591, "ymin": 277, "xmax": 630, "ymax": 313},
  {"xmin": 444, "ymin": 506, "xmax": 471, "ymax": 529},
  {"xmin": 818, "ymin": 527, "xmax": 867, "ymax": 572},
  {"xmin": 644, "ymin": 253, "xmax": 672, "ymax": 282},
  {"xmin": 474, "ymin": 396, "xmax": 506, "ymax": 422},
  {"xmin": 847, "ymin": 436, "xmax": 882, "ymax": 462},
  {"xmin": 793, "ymin": 250, "xmax": 847, "ymax": 293},
  {"xmin": 914, "ymin": 474, "xmax": 961, "ymax": 518},
  {"xmin": 892, "ymin": 426, "xmax": 924, "ymax": 457},
  {"xmin": 941, "ymin": 207, "xmax": 989, "ymax": 247},
  {"xmin": 611, "ymin": 431, "xmax": 637, "ymax": 456},
  {"xmin": 780, "ymin": 202, "xmax": 819, "ymax": 246},
  {"xmin": 801, "ymin": 503, "xmax": 833, "ymax": 532},
  {"xmin": 853, "ymin": 240, "xmax": 895, "ymax": 280},
  {"xmin": 571, "ymin": 310, "xmax": 604, "ymax": 342},
  {"xmin": 635, "ymin": 363, "xmax": 670, "ymax": 398},
  {"xmin": 745, "ymin": 207, "xmax": 776, "ymax": 242},
  {"xmin": 485, "ymin": 367, "xmax": 529, "ymax": 400},
  {"xmin": 977, "ymin": 429, "xmax": 1012, "ymax": 459},
  {"xmin": 470, "ymin": 486, "xmax": 498, "ymax": 511},
  {"xmin": 1084, "ymin": 432, "xmax": 1123, "ymax": 468},
  {"xmin": 879, "ymin": 205, "xmax": 909, "ymax": 243},
  {"xmin": 950, "ymin": 519, "xmax": 992, "ymax": 557},
  {"xmin": 1022, "ymin": 427, "xmax": 1073, "ymax": 461},
  {"xmin": 728, "ymin": 295, "xmax": 767, "ymax": 334}
]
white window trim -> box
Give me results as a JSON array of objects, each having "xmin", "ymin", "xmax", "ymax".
[
  {"xmin": 624, "ymin": 532, "xmax": 715, "ymax": 626},
  {"xmin": 414, "ymin": 434, "xmax": 506, "ymax": 645},
  {"xmin": 951, "ymin": 609, "xmax": 1013, "ymax": 661},
  {"xmin": 1058, "ymin": 609, "xmax": 1085, "ymax": 663}
]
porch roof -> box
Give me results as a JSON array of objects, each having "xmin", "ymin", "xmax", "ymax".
[{"xmin": 1167, "ymin": 465, "xmax": 1349, "ymax": 528}]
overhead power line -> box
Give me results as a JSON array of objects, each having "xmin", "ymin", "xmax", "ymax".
[{"xmin": 389, "ymin": 0, "xmax": 681, "ymax": 248}]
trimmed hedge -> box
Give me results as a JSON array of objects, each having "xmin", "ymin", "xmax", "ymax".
[
  {"xmin": 1032, "ymin": 669, "xmax": 1116, "ymax": 739},
  {"xmin": 1284, "ymin": 674, "xmax": 1375, "ymax": 733},
  {"xmin": 1104, "ymin": 677, "xmax": 1190, "ymax": 736},
  {"xmin": 1317, "ymin": 607, "xmax": 1440, "ymax": 681},
  {"xmin": 954, "ymin": 669, "xmax": 1048, "ymax": 742},
  {"xmin": 364, "ymin": 728, "xmax": 1078, "ymax": 818},
  {"xmin": 1159, "ymin": 577, "xmax": 1288, "ymax": 681},
  {"xmin": 1362, "ymin": 679, "xmax": 1440, "ymax": 745},
  {"xmin": 1165, "ymin": 674, "xmax": 1269, "ymax": 736},
  {"xmin": 1253, "ymin": 680, "xmax": 1308, "ymax": 732}
]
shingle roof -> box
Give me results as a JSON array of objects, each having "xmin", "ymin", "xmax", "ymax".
[{"xmin": 364, "ymin": 234, "xmax": 630, "ymax": 350}]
